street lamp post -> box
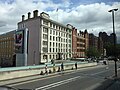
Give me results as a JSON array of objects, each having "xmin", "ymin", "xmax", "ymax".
[{"xmin": 108, "ymin": 8, "xmax": 118, "ymax": 77}]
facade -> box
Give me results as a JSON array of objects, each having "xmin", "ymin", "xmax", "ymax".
[
  {"xmin": 98, "ymin": 37, "xmax": 103, "ymax": 55},
  {"xmin": 72, "ymin": 28, "xmax": 89, "ymax": 58},
  {"xmin": 89, "ymin": 33, "xmax": 104, "ymax": 56},
  {"xmin": 89, "ymin": 33, "xmax": 98, "ymax": 50},
  {"xmin": 84, "ymin": 29, "xmax": 89, "ymax": 50},
  {"xmin": 0, "ymin": 30, "xmax": 16, "ymax": 67},
  {"xmin": 99, "ymin": 32, "xmax": 117, "ymax": 47},
  {"xmin": 18, "ymin": 10, "xmax": 72, "ymax": 65}
]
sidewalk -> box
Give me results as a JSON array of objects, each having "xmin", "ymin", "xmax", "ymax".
[
  {"xmin": 0, "ymin": 63, "xmax": 99, "ymax": 86},
  {"xmin": 0, "ymin": 71, "xmax": 62, "ymax": 86},
  {"xmin": 106, "ymin": 71, "xmax": 120, "ymax": 90},
  {"xmin": 93, "ymin": 69, "xmax": 120, "ymax": 90},
  {"xmin": 0, "ymin": 67, "xmax": 78, "ymax": 86}
]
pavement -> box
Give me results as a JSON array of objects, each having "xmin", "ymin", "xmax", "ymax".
[
  {"xmin": 93, "ymin": 66, "xmax": 120, "ymax": 90},
  {"xmin": 0, "ymin": 62, "xmax": 120, "ymax": 90},
  {"xmin": 106, "ymin": 72, "xmax": 120, "ymax": 90}
]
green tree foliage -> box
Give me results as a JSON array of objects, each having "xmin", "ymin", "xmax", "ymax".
[
  {"xmin": 105, "ymin": 44, "xmax": 120, "ymax": 57},
  {"xmin": 86, "ymin": 47, "xmax": 100, "ymax": 58}
]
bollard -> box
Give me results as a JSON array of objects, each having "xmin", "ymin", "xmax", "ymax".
[
  {"xmin": 57, "ymin": 67, "xmax": 61, "ymax": 72},
  {"xmin": 53, "ymin": 64, "xmax": 56, "ymax": 73},
  {"xmin": 49, "ymin": 69, "xmax": 52, "ymax": 74},
  {"xmin": 40, "ymin": 71, "xmax": 44, "ymax": 75},
  {"xmin": 75, "ymin": 62, "xmax": 77, "ymax": 69}
]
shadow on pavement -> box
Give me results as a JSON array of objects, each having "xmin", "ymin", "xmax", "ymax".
[{"xmin": 93, "ymin": 77, "xmax": 120, "ymax": 90}]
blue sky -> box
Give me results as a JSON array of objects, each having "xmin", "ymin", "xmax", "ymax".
[
  {"xmin": 1, "ymin": 0, "xmax": 119, "ymax": 4},
  {"xmin": 0, "ymin": 0, "xmax": 120, "ymax": 43}
]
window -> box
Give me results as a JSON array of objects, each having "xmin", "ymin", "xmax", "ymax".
[
  {"xmin": 50, "ymin": 55, "xmax": 51, "ymax": 59},
  {"xmin": 64, "ymin": 28, "xmax": 66, "ymax": 31},
  {"xmin": 53, "ymin": 48, "xmax": 54, "ymax": 52},
  {"xmin": 43, "ymin": 27, "xmax": 48, "ymax": 33},
  {"xmin": 56, "ymin": 43, "xmax": 57, "ymax": 47},
  {"xmin": 53, "ymin": 55, "xmax": 54, "ymax": 59},
  {"xmin": 53, "ymin": 30, "xmax": 55, "ymax": 35},
  {"xmin": 43, "ymin": 34, "xmax": 47, "ymax": 39},
  {"xmin": 59, "ymin": 26, "xmax": 60, "ymax": 30},
  {"xmin": 50, "ymin": 36, "xmax": 52, "ymax": 40},
  {"xmin": 50, "ymin": 29, "xmax": 52, "ymax": 34},
  {"xmin": 66, "ymin": 29, "xmax": 67, "ymax": 32},
  {"xmin": 69, "ymin": 49, "xmax": 71, "ymax": 52},
  {"xmin": 53, "ymin": 42, "xmax": 55, "ymax": 47},
  {"xmin": 69, "ymin": 35, "xmax": 71, "ymax": 38},
  {"xmin": 56, "ymin": 26, "xmax": 58, "ymax": 29},
  {"xmin": 69, "ymin": 40, "xmax": 71, "ymax": 43},
  {"xmin": 50, "ymin": 42, "xmax": 51, "ymax": 46},
  {"xmin": 64, "ymin": 39, "xmax": 65, "ymax": 42},
  {"xmin": 50, "ymin": 23, "xmax": 52, "ymax": 27},
  {"xmin": 59, "ymin": 37, "xmax": 61, "ymax": 42},
  {"xmin": 43, "ymin": 20, "xmax": 48, "ymax": 26},
  {"xmin": 61, "ymin": 27, "xmax": 63, "ymax": 31},
  {"xmin": 53, "ymin": 36, "xmax": 55, "ymax": 41},
  {"xmin": 66, "ymin": 34, "xmax": 68, "ymax": 38},
  {"xmin": 43, "ymin": 47, "xmax": 48, "ymax": 52},
  {"xmin": 50, "ymin": 48, "xmax": 51, "ymax": 52},
  {"xmin": 56, "ymin": 37, "xmax": 57, "ymax": 41},
  {"xmin": 43, "ymin": 41, "xmax": 47, "ymax": 45},
  {"xmin": 59, "ymin": 32, "xmax": 60, "ymax": 36},
  {"xmin": 53, "ymin": 24, "xmax": 55, "ymax": 28},
  {"xmin": 69, "ymin": 44, "xmax": 71, "ymax": 47},
  {"xmin": 56, "ymin": 31, "xmax": 58, "ymax": 35}
]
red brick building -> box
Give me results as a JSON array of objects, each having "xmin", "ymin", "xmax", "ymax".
[{"xmin": 72, "ymin": 28, "xmax": 89, "ymax": 58}]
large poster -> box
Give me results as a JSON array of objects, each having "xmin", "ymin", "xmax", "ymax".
[{"xmin": 15, "ymin": 30, "xmax": 24, "ymax": 53}]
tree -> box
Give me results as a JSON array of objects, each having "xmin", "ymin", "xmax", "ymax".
[
  {"xmin": 86, "ymin": 47, "xmax": 100, "ymax": 58},
  {"xmin": 105, "ymin": 44, "xmax": 120, "ymax": 59},
  {"xmin": 105, "ymin": 44, "xmax": 120, "ymax": 56}
]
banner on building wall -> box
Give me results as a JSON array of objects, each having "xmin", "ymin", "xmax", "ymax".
[{"xmin": 15, "ymin": 30, "xmax": 24, "ymax": 53}]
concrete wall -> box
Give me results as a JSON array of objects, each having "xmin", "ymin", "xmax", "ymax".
[
  {"xmin": 18, "ymin": 18, "xmax": 40, "ymax": 65},
  {"xmin": 0, "ymin": 62, "xmax": 97, "ymax": 81}
]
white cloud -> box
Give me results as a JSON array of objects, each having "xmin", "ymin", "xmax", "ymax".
[
  {"xmin": 48, "ymin": 2, "xmax": 120, "ymax": 42},
  {"xmin": 0, "ymin": 0, "xmax": 120, "ymax": 43}
]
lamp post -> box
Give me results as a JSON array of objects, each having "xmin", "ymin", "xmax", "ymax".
[{"xmin": 108, "ymin": 8, "xmax": 118, "ymax": 77}]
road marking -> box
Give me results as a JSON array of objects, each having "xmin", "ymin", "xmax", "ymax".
[
  {"xmin": 7, "ymin": 65, "xmax": 111, "ymax": 87},
  {"xmin": 9, "ymin": 71, "xmax": 80, "ymax": 87},
  {"xmin": 84, "ymin": 83, "xmax": 101, "ymax": 90},
  {"xmin": 118, "ymin": 68, "xmax": 120, "ymax": 70},
  {"xmin": 8, "ymin": 66, "xmax": 99, "ymax": 86},
  {"xmin": 35, "ymin": 76, "xmax": 81, "ymax": 90},
  {"xmin": 91, "ymin": 69, "xmax": 111, "ymax": 75}
]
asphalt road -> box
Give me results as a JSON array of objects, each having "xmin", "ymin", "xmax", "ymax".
[{"xmin": 8, "ymin": 61, "xmax": 120, "ymax": 90}]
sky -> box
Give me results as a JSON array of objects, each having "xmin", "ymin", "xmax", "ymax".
[{"xmin": 0, "ymin": 0, "xmax": 120, "ymax": 43}]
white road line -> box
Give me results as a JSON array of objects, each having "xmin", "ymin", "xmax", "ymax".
[
  {"xmin": 91, "ymin": 69, "xmax": 111, "ymax": 75},
  {"xmin": 84, "ymin": 83, "xmax": 101, "ymax": 90},
  {"xmin": 118, "ymin": 68, "xmax": 120, "ymax": 70},
  {"xmin": 35, "ymin": 76, "xmax": 81, "ymax": 90}
]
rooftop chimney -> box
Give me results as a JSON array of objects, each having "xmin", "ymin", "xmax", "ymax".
[
  {"xmin": 22, "ymin": 15, "xmax": 25, "ymax": 21},
  {"xmin": 33, "ymin": 10, "xmax": 38, "ymax": 18},
  {"xmin": 28, "ymin": 12, "xmax": 31, "ymax": 19}
]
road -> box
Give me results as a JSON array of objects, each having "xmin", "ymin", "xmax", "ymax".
[{"xmin": 8, "ymin": 61, "xmax": 120, "ymax": 90}]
